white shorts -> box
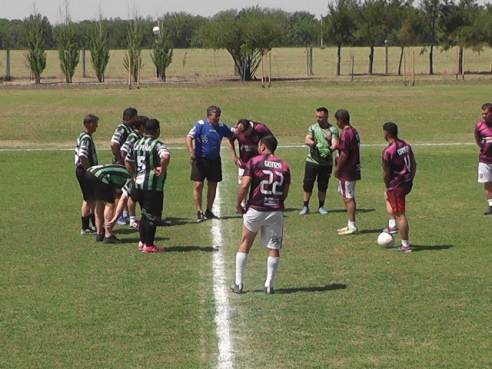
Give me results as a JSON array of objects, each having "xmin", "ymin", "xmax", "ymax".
[
  {"xmin": 478, "ymin": 163, "xmax": 492, "ymax": 183},
  {"xmin": 238, "ymin": 168, "xmax": 245, "ymax": 185},
  {"xmin": 243, "ymin": 208, "xmax": 284, "ymax": 250},
  {"xmin": 338, "ymin": 180, "xmax": 357, "ymax": 199}
]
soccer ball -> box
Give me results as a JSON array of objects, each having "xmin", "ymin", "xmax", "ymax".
[
  {"xmin": 152, "ymin": 26, "xmax": 160, "ymax": 35},
  {"xmin": 377, "ymin": 232, "xmax": 395, "ymax": 248}
]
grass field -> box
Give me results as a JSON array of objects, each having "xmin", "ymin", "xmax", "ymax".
[
  {"xmin": 1, "ymin": 46, "xmax": 492, "ymax": 84},
  {"xmin": 1, "ymin": 81, "xmax": 491, "ymax": 368}
]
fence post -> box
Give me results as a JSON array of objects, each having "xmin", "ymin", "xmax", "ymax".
[{"xmin": 6, "ymin": 49, "xmax": 11, "ymax": 81}]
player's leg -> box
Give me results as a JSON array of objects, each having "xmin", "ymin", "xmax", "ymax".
[
  {"xmin": 260, "ymin": 211, "xmax": 284, "ymax": 294},
  {"xmin": 94, "ymin": 200, "xmax": 105, "ymax": 242},
  {"xmin": 300, "ymin": 162, "xmax": 316, "ymax": 214},
  {"xmin": 191, "ymin": 159, "xmax": 206, "ymax": 221},
  {"xmin": 383, "ymin": 191, "xmax": 398, "ymax": 233},
  {"xmin": 317, "ymin": 165, "xmax": 331, "ymax": 214},
  {"xmin": 128, "ymin": 195, "xmax": 139, "ymax": 228},
  {"xmin": 484, "ymin": 182, "xmax": 492, "ymax": 214},
  {"xmin": 390, "ymin": 185, "xmax": 412, "ymax": 252},
  {"xmin": 140, "ymin": 191, "xmax": 165, "ymax": 253},
  {"xmin": 337, "ymin": 180, "xmax": 358, "ymax": 235},
  {"xmin": 205, "ymin": 157, "xmax": 222, "ymax": 219},
  {"xmin": 478, "ymin": 163, "xmax": 492, "ymax": 214}
]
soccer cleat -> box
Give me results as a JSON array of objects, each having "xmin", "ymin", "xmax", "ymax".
[
  {"xmin": 196, "ymin": 211, "xmax": 206, "ymax": 223},
  {"xmin": 337, "ymin": 226, "xmax": 359, "ymax": 235},
  {"xmin": 392, "ymin": 245, "xmax": 412, "ymax": 253},
  {"xmin": 318, "ymin": 207, "xmax": 328, "ymax": 215},
  {"xmin": 484, "ymin": 207, "xmax": 492, "ymax": 215},
  {"xmin": 103, "ymin": 235, "xmax": 122, "ymax": 244},
  {"xmin": 382, "ymin": 226, "xmax": 399, "ymax": 234},
  {"xmin": 116, "ymin": 216, "xmax": 128, "ymax": 225},
  {"xmin": 90, "ymin": 226, "xmax": 97, "ymax": 232},
  {"xmin": 264, "ymin": 286, "xmax": 275, "ymax": 295},
  {"xmin": 130, "ymin": 220, "xmax": 140, "ymax": 229},
  {"xmin": 205, "ymin": 209, "xmax": 220, "ymax": 220},
  {"xmin": 80, "ymin": 228, "xmax": 97, "ymax": 236},
  {"xmin": 299, "ymin": 206, "xmax": 310, "ymax": 215},
  {"xmin": 95, "ymin": 233, "xmax": 104, "ymax": 242},
  {"xmin": 230, "ymin": 283, "xmax": 243, "ymax": 294},
  {"xmin": 142, "ymin": 245, "xmax": 166, "ymax": 253},
  {"xmin": 138, "ymin": 241, "xmax": 145, "ymax": 250}
]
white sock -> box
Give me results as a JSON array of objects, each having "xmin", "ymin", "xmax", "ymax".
[
  {"xmin": 402, "ymin": 240, "xmax": 410, "ymax": 247},
  {"xmin": 129, "ymin": 216, "xmax": 137, "ymax": 223},
  {"xmin": 265, "ymin": 256, "xmax": 280, "ymax": 288},
  {"xmin": 122, "ymin": 210, "xmax": 129, "ymax": 217},
  {"xmin": 389, "ymin": 219, "xmax": 396, "ymax": 228},
  {"xmin": 488, "ymin": 199, "xmax": 492, "ymax": 207},
  {"xmin": 235, "ymin": 252, "xmax": 248, "ymax": 286},
  {"xmin": 348, "ymin": 221, "xmax": 357, "ymax": 229}
]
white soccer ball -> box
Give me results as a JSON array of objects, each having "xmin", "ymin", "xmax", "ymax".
[
  {"xmin": 152, "ymin": 26, "xmax": 160, "ymax": 35},
  {"xmin": 377, "ymin": 232, "xmax": 395, "ymax": 248}
]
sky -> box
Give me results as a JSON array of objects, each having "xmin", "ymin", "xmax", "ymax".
[{"xmin": 0, "ymin": 0, "xmax": 333, "ymax": 23}]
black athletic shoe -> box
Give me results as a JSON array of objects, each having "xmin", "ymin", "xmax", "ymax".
[
  {"xmin": 197, "ymin": 211, "xmax": 206, "ymax": 223},
  {"xmin": 95, "ymin": 233, "xmax": 104, "ymax": 242},
  {"xmin": 230, "ymin": 283, "xmax": 243, "ymax": 294},
  {"xmin": 484, "ymin": 207, "xmax": 492, "ymax": 215},
  {"xmin": 103, "ymin": 235, "xmax": 122, "ymax": 244},
  {"xmin": 205, "ymin": 209, "xmax": 220, "ymax": 220},
  {"xmin": 264, "ymin": 286, "xmax": 275, "ymax": 295}
]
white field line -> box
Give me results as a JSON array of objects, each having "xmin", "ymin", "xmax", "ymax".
[
  {"xmin": 211, "ymin": 183, "xmax": 234, "ymax": 369},
  {"xmin": 0, "ymin": 142, "xmax": 477, "ymax": 153}
]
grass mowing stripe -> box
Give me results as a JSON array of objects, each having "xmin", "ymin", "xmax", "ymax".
[{"xmin": 211, "ymin": 183, "xmax": 235, "ymax": 368}]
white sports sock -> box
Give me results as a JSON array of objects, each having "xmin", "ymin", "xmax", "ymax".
[
  {"xmin": 129, "ymin": 216, "xmax": 137, "ymax": 223},
  {"xmin": 265, "ymin": 256, "xmax": 280, "ymax": 288},
  {"xmin": 348, "ymin": 221, "xmax": 357, "ymax": 229},
  {"xmin": 402, "ymin": 240, "xmax": 410, "ymax": 247},
  {"xmin": 488, "ymin": 199, "xmax": 492, "ymax": 207},
  {"xmin": 389, "ymin": 219, "xmax": 396, "ymax": 228},
  {"xmin": 235, "ymin": 252, "xmax": 248, "ymax": 286},
  {"xmin": 122, "ymin": 210, "xmax": 129, "ymax": 217}
]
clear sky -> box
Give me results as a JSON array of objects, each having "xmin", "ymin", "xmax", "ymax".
[{"xmin": 0, "ymin": 0, "xmax": 333, "ymax": 23}]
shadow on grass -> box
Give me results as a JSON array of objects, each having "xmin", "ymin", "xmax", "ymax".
[
  {"xmin": 250, "ymin": 283, "xmax": 347, "ymax": 295},
  {"xmin": 165, "ymin": 245, "xmax": 217, "ymax": 253},
  {"xmin": 410, "ymin": 244, "xmax": 453, "ymax": 252},
  {"xmin": 283, "ymin": 207, "xmax": 375, "ymax": 215},
  {"xmin": 359, "ymin": 228, "xmax": 383, "ymax": 235}
]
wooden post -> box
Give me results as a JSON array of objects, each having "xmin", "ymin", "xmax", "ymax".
[
  {"xmin": 82, "ymin": 49, "xmax": 86, "ymax": 78},
  {"xmin": 6, "ymin": 49, "xmax": 11, "ymax": 81},
  {"xmin": 403, "ymin": 50, "xmax": 407, "ymax": 86},
  {"xmin": 268, "ymin": 52, "xmax": 272, "ymax": 88},
  {"xmin": 385, "ymin": 40, "xmax": 389, "ymax": 75},
  {"xmin": 128, "ymin": 55, "xmax": 132, "ymax": 89},
  {"xmin": 350, "ymin": 55, "xmax": 354, "ymax": 83},
  {"xmin": 412, "ymin": 51, "xmax": 415, "ymax": 86},
  {"xmin": 456, "ymin": 47, "xmax": 459, "ymax": 80},
  {"xmin": 309, "ymin": 46, "xmax": 313, "ymax": 75},
  {"xmin": 137, "ymin": 55, "xmax": 141, "ymax": 89},
  {"xmin": 462, "ymin": 48, "xmax": 465, "ymax": 80}
]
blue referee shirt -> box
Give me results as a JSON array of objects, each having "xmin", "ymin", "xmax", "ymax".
[{"xmin": 187, "ymin": 119, "xmax": 234, "ymax": 160}]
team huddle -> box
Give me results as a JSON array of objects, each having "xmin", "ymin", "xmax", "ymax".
[{"xmin": 75, "ymin": 102, "xmax": 492, "ymax": 293}]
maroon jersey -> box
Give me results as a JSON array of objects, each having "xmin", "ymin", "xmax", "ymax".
[
  {"xmin": 232, "ymin": 122, "xmax": 273, "ymax": 163},
  {"xmin": 244, "ymin": 153, "xmax": 291, "ymax": 211},
  {"xmin": 475, "ymin": 120, "xmax": 492, "ymax": 164},
  {"xmin": 335, "ymin": 126, "xmax": 361, "ymax": 181},
  {"xmin": 382, "ymin": 139, "xmax": 415, "ymax": 190}
]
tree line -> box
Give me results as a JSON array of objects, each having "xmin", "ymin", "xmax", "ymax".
[{"xmin": 2, "ymin": 0, "xmax": 492, "ymax": 82}]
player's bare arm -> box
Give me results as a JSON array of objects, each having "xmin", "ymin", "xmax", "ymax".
[
  {"xmin": 236, "ymin": 176, "xmax": 252, "ymax": 213},
  {"xmin": 382, "ymin": 165, "xmax": 391, "ymax": 188},
  {"xmin": 110, "ymin": 142, "xmax": 124, "ymax": 164},
  {"xmin": 185, "ymin": 136, "xmax": 196, "ymax": 165},
  {"xmin": 304, "ymin": 134, "xmax": 315, "ymax": 147}
]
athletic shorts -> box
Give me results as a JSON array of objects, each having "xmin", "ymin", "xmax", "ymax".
[
  {"xmin": 237, "ymin": 167, "xmax": 245, "ymax": 184},
  {"xmin": 478, "ymin": 162, "xmax": 492, "ymax": 183},
  {"xmin": 386, "ymin": 183, "xmax": 413, "ymax": 213},
  {"xmin": 303, "ymin": 161, "xmax": 332, "ymax": 192},
  {"xmin": 85, "ymin": 171, "xmax": 115, "ymax": 203},
  {"xmin": 243, "ymin": 208, "xmax": 284, "ymax": 250},
  {"xmin": 338, "ymin": 180, "xmax": 357, "ymax": 199},
  {"xmin": 190, "ymin": 156, "xmax": 222, "ymax": 182},
  {"xmin": 76, "ymin": 166, "xmax": 95, "ymax": 202},
  {"xmin": 137, "ymin": 189, "xmax": 163, "ymax": 221}
]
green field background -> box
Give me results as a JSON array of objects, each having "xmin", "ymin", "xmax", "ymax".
[{"xmin": 0, "ymin": 81, "xmax": 491, "ymax": 368}]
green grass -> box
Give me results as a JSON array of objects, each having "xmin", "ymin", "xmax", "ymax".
[{"xmin": 0, "ymin": 81, "xmax": 491, "ymax": 368}]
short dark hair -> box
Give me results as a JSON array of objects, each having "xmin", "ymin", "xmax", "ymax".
[
  {"xmin": 316, "ymin": 107, "xmax": 329, "ymax": 115},
  {"xmin": 145, "ymin": 118, "xmax": 160, "ymax": 134},
  {"xmin": 334, "ymin": 109, "xmax": 350, "ymax": 124},
  {"xmin": 236, "ymin": 119, "xmax": 250, "ymax": 131},
  {"xmin": 83, "ymin": 114, "xmax": 99, "ymax": 126},
  {"xmin": 133, "ymin": 115, "xmax": 149, "ymax": 129},
  {"xmin": 260, "ymin": 135, "xmax": 278, "ymax": 152},
  {"xmin": 207, "ymin": 105, "xmax": 221, "ymax": 117},
  {"xmin": 383, "ymin": 121, "xmax": 398, "ymax": 138},
  {"xmin": 481, "ymin": 103, "xmax": 492, "ymax": 113},
  {"xmin": 123, "ymin": 107, "xmax": 138, "ymax": 121}
]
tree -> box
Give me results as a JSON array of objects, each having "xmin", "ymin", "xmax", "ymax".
[
  {"xmin": 194, "ymin": 7, "xmax": 285, "ymax": 81},
  {"xmin": 24, "ymin": 13, "xmax": 47, "ymax": 84},
  {"xmin": 55, "ymin": 3, "xmax": 80, "ymax": 83},
  {"xmin": 325, "ymin": 0, "xmax": 358, "ymax": 76},
  {"xmin": 124, "ymin": 16, "xmax": 144, "ymax": 83},
  {"xmin": 150, "ymin": 23, "xmax": 173, "ymax": 81},
  {"xmin": 161, "ymin": 12, "xmax": 208, "ymax": 48},
  {"xmin": 284, "ymin": 11, "xmax": 319, "ymax": 47},
  {"xmin": 419, "ymin": 0, "xmax": 443, "ymax": 75},
  {"xmin": 89, "ymin": 17, "xmax": 110, "ymax": 82}
]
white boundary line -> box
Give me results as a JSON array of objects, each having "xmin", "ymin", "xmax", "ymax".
[{"xmin": 211, "ymin": 184, "xmax": 234, "ymax": 369}]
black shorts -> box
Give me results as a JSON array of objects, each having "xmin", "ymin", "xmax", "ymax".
[
  {"xmin": 137, "ymin": 189, "xmax": 163, "ymax": 220},
  {"xmin": 76, "ymin": 166, "xmax": 95, "ymax": 202},
  {"xmin": 190, "ymin": 156, "xmax": 222, "ymax": 182},
  {"xmin": 303, "ymin": 161, "xmax": 332, "ymax": 192},
  {"xmin": 85, "ymin": 171, "xmax": 115, "ymax": 203}
]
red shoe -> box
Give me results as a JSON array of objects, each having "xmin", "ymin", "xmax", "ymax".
[
  {"xmin": 142, "ymin": 245, "xmax": 166, "ymax": 253},
  {"xmin": 138, "ymin": 241, "xmax": 145, "ymax": 250}
]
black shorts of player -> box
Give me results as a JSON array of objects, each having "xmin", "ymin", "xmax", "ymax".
[
  {"xmin": 137, "ymin": 189, "xmax": 163, "ymax": 221},
  {"xmin": 190, "ymin": 156, "xmax": 223, "ymax": 182},
  {"xmin": 76, "ymin": 166, "xmax": 95, "ymax": 202},
  {"xmin": 303, "ymin": 161, "xmax": 333, "ymax": 193},
  {"xmin": 85, "ymin": 171, "xmax": 115, "ymax": 203}
]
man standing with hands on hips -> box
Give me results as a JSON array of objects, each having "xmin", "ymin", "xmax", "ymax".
[{"xmin": 186, "ymin": 105, "xmax": 235, "ymax": 222}]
